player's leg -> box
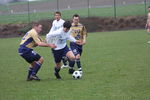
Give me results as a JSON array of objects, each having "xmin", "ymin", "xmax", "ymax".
[
  {"xmin": 26, "ymin": 51, "xmax": 43, "ymax": 81},
  {"xmin": 147, "ymin": 22, "xmax": 150, "ymax": 33},
  {"xmin": 29, "ymin": 57, "xmax": 44, "ymax": 77},
  {"xmin": 52, "ymin": 49, "xmax": 63, "ymax": 79},
  {"xmin": 61, "ymin": 56, "xmax": 69, "ymax": 69},
  {"xmin": 76, "ymin": 54, "xmax": 82, "ymax": 71},
  {"xmin": 147, "ymin": 22, "xmax": 150, "ymax": 43},
  {"xmin": 76, "ymin": 47, "xmax": 83, "ymax": 72},
  {"xmin": 54, "ymin": 62, "xmax": 62, "ymax": 79},
  {"xmin": 68, "ymin": 43, "xmax": 77, "ymax": 74},
  {"xmin": 66, "ymin": 51, "xmax": 76, "ymax": 74}
]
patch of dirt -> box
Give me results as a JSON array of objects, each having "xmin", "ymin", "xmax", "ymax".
[{"xmin": 0, "ymin": 16, "xmax": 147, "ymax": 38}]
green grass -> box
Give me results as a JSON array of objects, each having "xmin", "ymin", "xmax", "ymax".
[
  {"xmin": 0, "ymin": 3, "xmax": 149, "ymax": 24},
  {"xmin": 0, "ymin": 29, "xmax": 150, "ymax": 100}
]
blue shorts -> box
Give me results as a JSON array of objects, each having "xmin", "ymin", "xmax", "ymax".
[
  {"xmin": 18, "ymin": 45, "xmax": 41, "ymax": 63},
  {"xmin": 147, "ymin": 26, "xmax": 150, "ymax": 29},
  {"xmin": 52, "ymin": 45, "xmax": 70, "ymax": 63},
  {"xmin": 70, "ymin": 42, "xmax": 83, "ymax": 56}
]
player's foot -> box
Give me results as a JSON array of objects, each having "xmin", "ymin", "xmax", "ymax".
[
  {"xmin": 26, "ymin": 77, "xmax": 33, "ymax": 81},
  {"xmin": 61, "ymin": 64, "xmax": 69, "ymax": 69},
  {"xmin": 147, "ymin": 41, "xmax": 150, "ymax": 43},
  {"xmin": 78, "ymin": 68, "xmax": 83, "ymax": 74},
  {"xmin": 54, "ymin": 72, "xmax": 62, "ymax": 79},
  {"xmin": 68, "ymin": 68, "xmax": 75, "ymax": 74},
  {"xmin": 27, "ymin": 75, "xmax": 40, "ymax": 81}
]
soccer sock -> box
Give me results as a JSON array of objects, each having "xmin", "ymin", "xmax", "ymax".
[
  {"xmin": 62, "ymin": 56, "xmax": 68, "ymax": 66},
  {"xmin": 76, "ymin": 59, "xmax": 82, "ymax": 71},
  {"xmin": 32, "ymin": 61, "xmax": 42, "ymax": 75},
  {"xmin": 28, "ymin": 67, "xmax": 34, "ymax": 78},
  {"xmin": 54, "ymin": 67, "xmax": 60, "ymax": 73},
  {"xmin": 69, "ymin": 60, "xmax": 75, "ymax": 69}
]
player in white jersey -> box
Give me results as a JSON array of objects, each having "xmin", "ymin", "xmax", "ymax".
[
  {"xmin": 146, "ymin": 6, "xmax": 150, "ymax": 43},
  {"xmin": 49, "ymin": 12, "xmax": 65, "ymax": 33},
  {"xmin": 46, "ymin": 21, "xmax": 81, "ymax": 79},
  {"xmin": 49, "ymin": 11, "xmax": 68, "ymax": 68}
]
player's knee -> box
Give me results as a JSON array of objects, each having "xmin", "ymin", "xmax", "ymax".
[
  {"xmin": 70, "ymin": 55, "xmax": 76, "ymax": 61},
  {"xmin": 56, "ymin": 63, "xmax": 61, "ymax": 68},
  {"xmin": 76, "ymin": 54, "xmax": 80, "ymax": 59},
  {"xmin": 39, "ymin": 57, "xmax": 44, "ymax": 64}
]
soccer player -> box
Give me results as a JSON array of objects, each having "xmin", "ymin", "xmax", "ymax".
[
  {"xmin": 49, "ymin": 11, "xmax": 65, "ymax": 33},
  {"xmin": 146, "ymin": 6, "xmax": 150, "ymax": 43},
  {"xmin": 46, "ymin": 21, "xmax": 81, "ymax": 79},
  {"xmin": 68, "ymin": 14, "xmax": 87, "ymax": 74},
  {"xmin": 49, "ymin": 11, "xmax": 68, "ymax": 68},
  {"xmin": 18, "ymin": 22, "xmax": 56, "ymax": 81}
]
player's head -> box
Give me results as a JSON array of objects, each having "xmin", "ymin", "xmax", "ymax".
[
  {"xmin": 63, "ymin": 21, "xmax": 71, "ymax": 32},
  {"xmin": 32, "ymin": 22, "xmax": 42, "ymax": 33},
  {"xmin": 54, "ymin": 11, "xmax": 61, "ymax": 21},
  {"xmin": 73, "ymin": 14, "xmax": 80, "ymax": 24},
  {"xmin": 148, "ymin": 6, "xmax": 150, "ymax": 11}
]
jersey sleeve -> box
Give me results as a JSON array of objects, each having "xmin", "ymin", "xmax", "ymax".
[
  {"xmin": 46, "ymin": 30, "xmax": 61, "ymax": 39},
  {"xmin": 67, "ymin": 33, "xmax": 77, "ymax": 42},
  {"xmin": 49, "ymin": 21, "xmax": 55, "ymax": 33},
  {"xmin": 82, "ymin": 26, "xmax": 87, "ymax": 37}
]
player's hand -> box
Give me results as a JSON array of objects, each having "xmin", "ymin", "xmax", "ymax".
[
  {"xmin": 76, "ymin": 40, "xmax": 82, "ymax": 45},
  {"xmin": 81, "ymin": 41, "xmax": 86, "ymax": 45},
  {"xmin": 48, "ymin": 44, "xmax": 57, "ymax": 48}
]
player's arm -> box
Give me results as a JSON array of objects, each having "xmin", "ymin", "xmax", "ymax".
[
  {"xmin": 46, "ymin": 30, "xmax": 61, "ymax": 40},
  {"xmin": 49, "ymin": 21, "xmax": 55, "ymax": 33},
  {"xmin": 32, "ymin": 33, "xmax": 56, "ymax": 48},
  {"xmin": 81, "ymin": 26, "xmax": 87, "ymax": 45},
  {"xmin": 67, "ymin": 34, "xmax": 81, "ymax": 45}
]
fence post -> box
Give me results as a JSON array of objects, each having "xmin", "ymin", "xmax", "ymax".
[
  {"xmin": 114, "ymin": 0, "xmax": 116, "ymax": 18},
  {"xmin": 27, "ymin": 0, "xmax": 30, "ymax": 23},
  {"xmin": 57, "ymin": 0, "xmax": 59, "ymax": 11},
  {"xmin": 144, "ymin": 0, "xmax": 147, "ymax": 17}
]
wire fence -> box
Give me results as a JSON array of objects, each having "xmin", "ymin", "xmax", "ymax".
[{"xmin": 0, "ymin": 0, "xmax": 150, "ymax": 24}]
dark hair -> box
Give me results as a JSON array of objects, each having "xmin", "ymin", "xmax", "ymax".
[
  {"xmin": 32, "ymin": 22, "xmax": 41, "ymax": 28},
  {"xmin": 73, "ymin": 14, "xmax": 80, "ymax": 18},
  {"xmin": 63, "ymin": 21, "xmax": 71, "ymax": 29},
  {"xmin": 148, "ymin": 6, "xmax": 150, "ymax": 8},
  {"xmin": 55, "ymin": 11, "xmax": 61, "ymax": 16}
]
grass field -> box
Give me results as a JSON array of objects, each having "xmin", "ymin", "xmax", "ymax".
[
  {"xmin": 0, "ymin": 3, "xmax": 149, "ymax": 24},
  {"xmin": 0, "ymin": 29, "xmax": 150, "ymax": 100}
]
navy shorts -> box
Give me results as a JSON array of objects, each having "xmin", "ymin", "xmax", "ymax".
[
  {"xmin": 147, "ymin": 26, "xmax": 150, "ymax": 29},
  {"xmin": 18, "ymin": 46, "xmax": 41, "ymax": 63},
  {"xmin": 70, "ymin": 42, "xmax": 83, "ymax": 56},
  {"xmin": 52, "ymin": 45, "xmax": 71, "ymax": 63}
]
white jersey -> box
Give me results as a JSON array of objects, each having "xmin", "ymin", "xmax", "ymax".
[
  {"xmin": 49, "ymin": 19, "xmax": 65, "ymax": 33},
  {"xmin": 46, "ymin": 28, "xmax": 77, "ymax": 50}
]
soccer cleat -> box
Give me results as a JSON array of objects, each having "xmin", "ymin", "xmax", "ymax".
[
  {"xmin": 26, "ymin": 77, "xmax": 33, "ymax": 81},
  {"xmin": 147, "ymin": 41, "xmax": 150, "ymax": 43},
  {"xmin": 68, "ymin": 68, "xmax": 75, "ymax": 74},
  {"xmin": 61, "ymin": 65, "xmax": 69, "ymax": 69},
  {"xmin": 27, "ymin": 75, "xmax": 40, "ymax": 81},
  {"xmin": 54, "ymin": 72, "xmax": 62, "ymax": 79},
  {"xmin": 78, "ymin": 68, "xmax": 83, "ymax": 74}
]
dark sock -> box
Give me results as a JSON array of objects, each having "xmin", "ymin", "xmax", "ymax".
[
  {"xmin": 62, "ymin": 56, "xmax": 68, "ymax": 66},
  {"xmin": 54, "ymin": 67, "xmax": 60, "ymax": 73},
  {"xmin": 32, "ymin": 62, "xmax": 42, "ymax": 75},
  {"xmin": 76, "ymin": 59, "xmax": 82, "ymax": 70},
  {"xmin": 69, "ymin": 60, "xmax": 75, "ymax": 69},
  {"xmin": 28, "ymin": 67, "xmax": 34, "ymax": 78}
]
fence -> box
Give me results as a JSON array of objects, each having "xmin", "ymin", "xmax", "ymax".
[{"xmin": 0, "ymin": 0, "xmax": 150, "ymax": 24}]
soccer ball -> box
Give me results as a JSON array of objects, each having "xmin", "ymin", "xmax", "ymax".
[{"xmin": 72, "ymin": 71, "xmax": 82, "ymax": 79}]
